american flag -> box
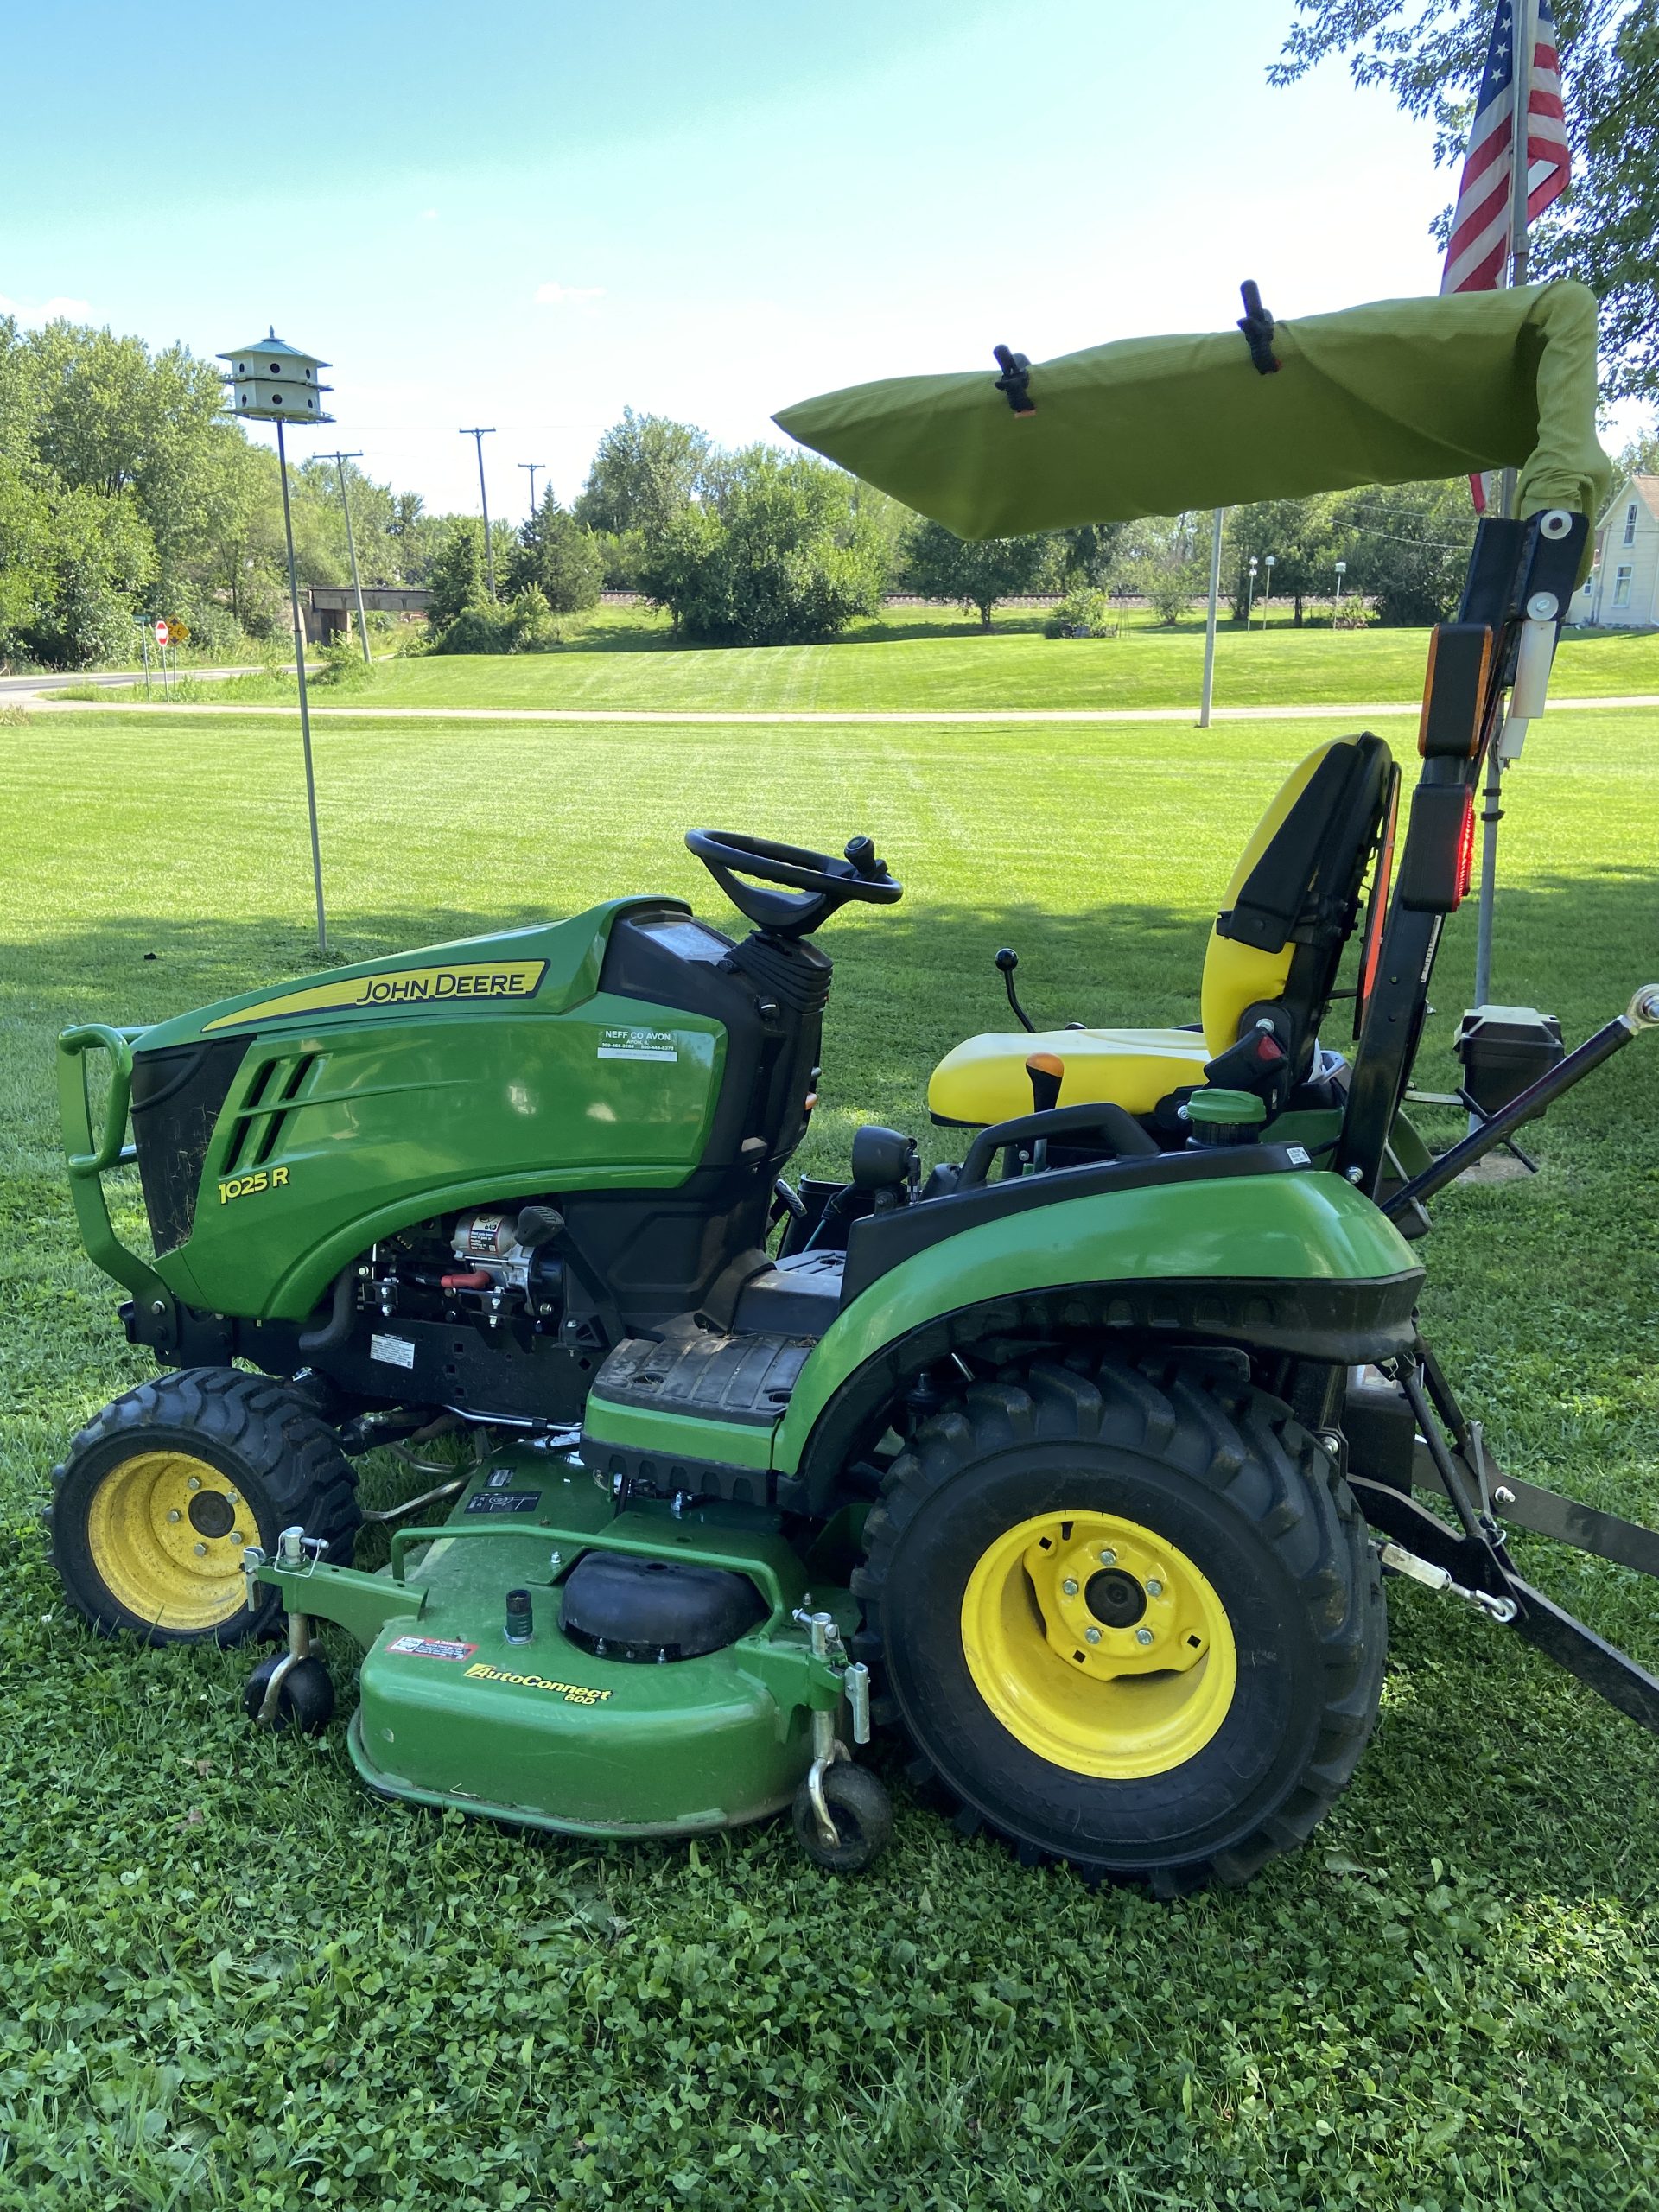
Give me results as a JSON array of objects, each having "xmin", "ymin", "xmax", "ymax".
[
  {"xmin": 1440, "ymin": 0, "xmax": 1570, "ymax": 296},
  {"xmin": 1440, "ymin": 0, "xmax": 1570, "ymax": 506}
]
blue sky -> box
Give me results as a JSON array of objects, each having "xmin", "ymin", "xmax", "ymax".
[{"xmin": 3, "ymin": 0, "xmax": 1594, "ymax": 517}]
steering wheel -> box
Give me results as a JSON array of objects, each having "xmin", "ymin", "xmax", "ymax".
[{"xmin": 685, "ymin": 830, "xmax": 903, "ymax": 938}]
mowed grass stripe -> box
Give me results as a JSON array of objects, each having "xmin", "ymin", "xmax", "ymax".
[
  {"xmin": 57, "ymin": 601, "xmax": 1659, "ymax": 714},
  {"xmin": 3, "ymin": 703, "xmax": 1658, "ymax": 2209}
]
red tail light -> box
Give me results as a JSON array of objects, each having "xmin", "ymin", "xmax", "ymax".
[{"xmin": 1455, "ymin": 792, "xmax": 1478, "ymax": 906}]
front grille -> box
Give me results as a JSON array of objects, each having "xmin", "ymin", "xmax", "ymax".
[{"xmin": 130, "ymin": 1038, "xmax": 250, "ymax": 1253}]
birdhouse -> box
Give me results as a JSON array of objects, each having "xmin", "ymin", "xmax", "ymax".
[{"xmin": 219, "ymin": 332, "xmax": 334, "ymax": 424}]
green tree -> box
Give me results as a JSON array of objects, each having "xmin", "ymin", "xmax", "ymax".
[
  {"xmin": 899, "ymin": 518, "xmax": 1052, "ymax": 627},
  {"xmin": 1228, "ymin": 497, "xmax": 1341, "ymax": 624},
  {"xmin": 507, "ymin": 487, "xmax": 603, "ymax": 613},
  {"xmin": 0, "ymin": 461, "xmax": 156, "ymax": 668},
  {"xmin": 1119, "ymin": 513, "xmax": 1212, "ymax": 626},
  {"xmin": 1057, "ymin": 521, "xmax": 1129, "ymax": 588},
  {"xmin": 639, "ymin": 448, "xmax": 887, "ymax": 645},
  {"xmin": 1272, "ymin": 1, "xmax": 1659, "ymax": 401},
  {"xmin": 574, "ymin": 410, "xmax": 711, "ymax": 542},
  {"xmin": 1328, "ymin": 478, "xmax": 1476, "ymax": 626},
  {"xmin": 425, "ymin": 519, "xmax": 488, "ymax": 633}
]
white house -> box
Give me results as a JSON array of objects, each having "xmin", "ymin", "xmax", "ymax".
[{"xmin": 1570, "ymin": 474, "xmax": 1659, "ymax": 628}]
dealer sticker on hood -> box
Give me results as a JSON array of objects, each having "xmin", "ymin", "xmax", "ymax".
[{"xmin": 597, "ymin": 1026, "xmax": 678, "ymax": 1062}]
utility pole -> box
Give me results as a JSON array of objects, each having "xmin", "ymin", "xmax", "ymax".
[
  {"xmin": 518, "ymin": 461, "xmax": 544, "ymax": 516},
  {"xmin": 321, "ymin": 448, "xmax": 372, "ymax": 666},
  {"xmin": 461, "ymin": 427, "xmax": 498, "ymax": 598}
]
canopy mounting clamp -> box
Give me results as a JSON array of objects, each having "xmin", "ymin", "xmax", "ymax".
[
  {"xmin": 1237, "ymin": 281, "xmax": 1281, "ymax": 375},
  {"xmin": 991, "ymin": 345, "xmax": 1035, "ymax": 414}
]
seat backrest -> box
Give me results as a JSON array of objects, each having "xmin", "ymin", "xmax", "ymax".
[{"xmin": 1198, "ymin": 736, "xmax": 1395, "ymax": 1068}]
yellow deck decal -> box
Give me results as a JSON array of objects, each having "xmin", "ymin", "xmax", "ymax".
[
  {"xmin": 464, "ymin": 1662, "xmax": 613, "ymax": 1706},
  {"xmin": 203, "ymin": 960, "xmax": 548, "ymax": 1032}
]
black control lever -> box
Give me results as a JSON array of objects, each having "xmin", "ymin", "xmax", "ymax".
[{"xmin": 995, "ymin": 947, "xmax": 1036, "ymax": 1033}]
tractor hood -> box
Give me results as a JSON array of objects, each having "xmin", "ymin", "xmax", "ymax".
[{"xmin": 135, "ymin": 899, "xmax": 673, "ymax": 1052}]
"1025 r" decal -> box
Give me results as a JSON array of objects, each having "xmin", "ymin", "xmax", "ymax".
[{"xmin": 218, "ymin": 1166, "xmax": 290, "ymax": 1205}]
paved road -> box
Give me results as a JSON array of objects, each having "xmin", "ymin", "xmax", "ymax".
[
  {"xmin": 0, "ymin": 665, "xmax": 259, "ymax": 699},
  {"xmin": 20, "ymin": 691, "xmax": 1659, "ymax": 727}
]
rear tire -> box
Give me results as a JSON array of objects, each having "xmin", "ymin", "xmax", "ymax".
[
  {"xmin": 51, "ymin": 1368, "xmax": 360, "ymax": 1646},
  {"xmin": 854, "ymin": 1353, "xmax": 1383, "ymax": 1893}
]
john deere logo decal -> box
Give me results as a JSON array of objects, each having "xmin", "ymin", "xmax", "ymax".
[{"xmin": 204, "ymin": 960, "xmax": 548, "ymax": 1032}]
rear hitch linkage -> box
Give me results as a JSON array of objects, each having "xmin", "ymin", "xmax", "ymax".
[{"xmin": 1376, "ymin": 1539, "xmax": 1518, "ymax": 1625}]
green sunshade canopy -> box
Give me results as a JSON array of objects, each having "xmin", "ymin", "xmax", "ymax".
[{"xmin": 775, "ymin": 280, "xmax": 1610, "ymax": 544}]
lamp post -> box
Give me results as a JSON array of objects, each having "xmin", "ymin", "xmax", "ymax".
[
  {"xmin": 1262, "ymin": 554, "xmax": 1275, "ymax": 628},
  {"xmin": 1245, "ymin": 555, "xmax": 1258, "ymax": 629},
  {"xmin": 1333, "ymin": 558, "xmax": 1347, "ymax": 624},
  {"xmin": 219, "ymin": 330, "xmax": 333, "ymax": 955},
  {"xmin": 461, "ymin": 427, "xmax": 498, "ymax": 597}
]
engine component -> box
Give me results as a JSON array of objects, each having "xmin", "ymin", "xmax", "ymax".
[{"xmin": 453, "ymin": 1211, "xmax": 520, "ymax": 1265}]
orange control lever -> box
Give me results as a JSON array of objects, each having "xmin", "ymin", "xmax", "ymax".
[{"xmin": 1026, "ymin": 1052, "xmax": 1065, "ymax": 1116}]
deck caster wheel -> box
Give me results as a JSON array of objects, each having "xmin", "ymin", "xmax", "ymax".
[
  {"xmin": 244, "ymin": 1652, "xmax": 334, "ymax": 1736},
  {"xmin": 791, "ymin": 1763, "xmax": 893, "ymax": 1872}
]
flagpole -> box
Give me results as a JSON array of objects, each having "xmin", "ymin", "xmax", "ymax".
[{"xmin": 1473, "ymin": 0, "xmax": 1537, "ymax": 1023}]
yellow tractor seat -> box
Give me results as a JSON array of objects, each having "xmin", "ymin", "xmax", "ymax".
[
  {"xmin": 930, "ymin": 735, "xmax": 1397, "ymax": 1130},
  {"xmin": 931, "ymin": 1026, "xmax": 1212, "ymax": 1124}
]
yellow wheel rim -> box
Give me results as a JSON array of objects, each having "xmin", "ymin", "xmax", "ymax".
[
  {"xmin": 85, "ymin": 1449, "xmax": 252, "ymax": 1631},
  {"xmin": 960, "ymin": 1509, "xmax": 1237, "ymax": 1780}
]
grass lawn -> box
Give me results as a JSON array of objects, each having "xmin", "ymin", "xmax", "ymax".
[
  {"xmin": 3, "ymin": 699, "xmax": 1659, "ymax": 2208},
  {"xmin": 69, "ymin": 600, "xmax": 1659, "ymax": 715}
]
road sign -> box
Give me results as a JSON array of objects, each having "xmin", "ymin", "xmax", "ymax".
[
  {"xmin": 168, "ymin": 620, "xmax": 189, "ymax": 644},
  {"xmin": 154, "ymin": 620, "xmax": 170, "ymax": 645}
]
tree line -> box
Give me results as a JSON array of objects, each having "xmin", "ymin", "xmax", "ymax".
[
  {"xmin": 422, "ymin": 406, "xmax": 1499, "ymax": 656},
  {"xmin": 1, "ymin": 315, "xmax": 1645, "ymax": 670}
]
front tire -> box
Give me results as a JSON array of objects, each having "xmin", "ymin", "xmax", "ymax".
[
  {"xmin": 854, "ymin": 1354, "xmax": 1383, "ymax": 1893},
  {"xmin": 51, "ymin": 1368, "xmax": 361, "ymax": 1646}
]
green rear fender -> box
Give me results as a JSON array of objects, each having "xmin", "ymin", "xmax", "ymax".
[{"xmin": 773, "ymin": 1170, "xmax": 1421, "ymax": 1479}]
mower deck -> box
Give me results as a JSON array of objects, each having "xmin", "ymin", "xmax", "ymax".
[{"xmin": 266, "ymin": 1445, "xmax": 860, "ymax": 1840}]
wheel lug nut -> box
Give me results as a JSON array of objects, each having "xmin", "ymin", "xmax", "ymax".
[
  {"xmin": 226, "ymin": 1491, "xmax": 239, "ymax": 1506},
  {"xmin": 1061, "ymin": 1578, "xmax": 1079, "ymax": 1597},
  {"xmin": 166, "ymin": 1509, "xmax": 181, "ymax": 1523},
  {"xmin": 1097, "ymin": 1548, "xmax": 1116, "ymax": 1567},
  {"xmin": 193, "ymin": 1543, "xmax": 207, "ymax": 1557},
  {"xmin": 232, "ymin": 1531, "xmax": 243, "ymax": 1547},
  {"xmin": 1135, "ymin": 1627, "xmax": 1154, "ymax": 1647},
  {"xmin": 1146, "ymin": 1579, "xmax": 1164, "ymax": 1598},
  {"xmin": 1084, "ymin": 1627, "xmax": 1102, "ymax": 1645},
  {"xmin": 187, "ymin": 1476, "xmax": 201, "ymax": 1491}
]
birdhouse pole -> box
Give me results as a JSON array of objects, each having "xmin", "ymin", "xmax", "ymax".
[{"xmin": 219, "ymin": 331, "xmax": 335, "ymax": 957}]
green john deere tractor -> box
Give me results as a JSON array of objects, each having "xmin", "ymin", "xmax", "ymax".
[{"xmin": 49, "ymin": 278, "xmax": 1659, "ymax": 1891}]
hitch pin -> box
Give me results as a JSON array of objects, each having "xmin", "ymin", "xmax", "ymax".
[{"xmin": 1378, "ymin": 1540, "xmax": 1518, "ymax": 1624}]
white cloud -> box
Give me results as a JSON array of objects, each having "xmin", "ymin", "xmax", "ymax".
[
  {"xmin": 0, "ymin": 291, "xmax": 93, "ymax": 325},
  {"xmin": 534, "ymin": 282, "xmax": 604, "ymax": 307},
  {"xmin": 420, "ymin": 208, "xmax": 438, "ymax": 221}
]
